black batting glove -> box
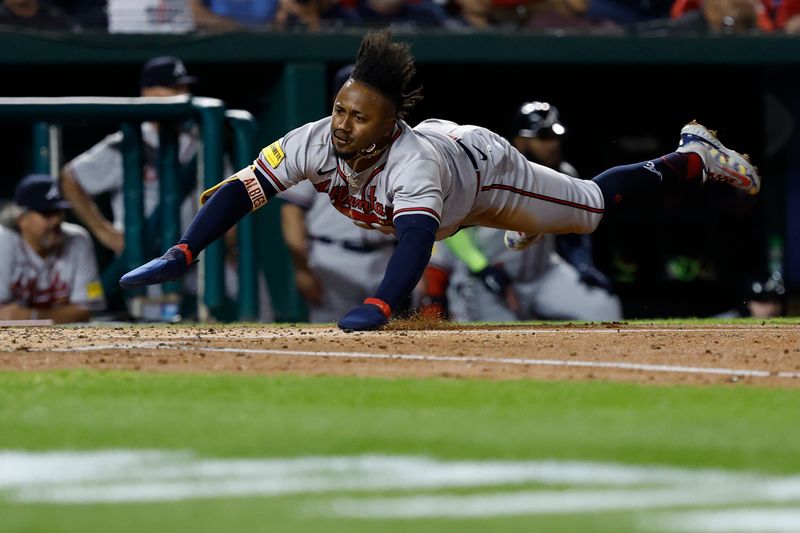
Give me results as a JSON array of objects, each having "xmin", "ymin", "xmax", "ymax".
[
  {"xmin": 473, "ymin": 265, "xmax": 512, "ymax": 297},
  {"xmin": 577, "ymin": 263, "xmax": 615, "ymax": 293}
]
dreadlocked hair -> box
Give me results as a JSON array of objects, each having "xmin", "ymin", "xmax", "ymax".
[{"xmin": 351, "ymin": 29, "xmax": 423, "ymax": 120}]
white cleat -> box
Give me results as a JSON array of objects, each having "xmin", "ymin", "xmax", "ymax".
[
  {"xmin": 504, "ymin": 231, "xmax": 543, "ymax": 251},
  {"xmin": 676, "ymin": 120, "xmax": 761, "ymax": 195}
]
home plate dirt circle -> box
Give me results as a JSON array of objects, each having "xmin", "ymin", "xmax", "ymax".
[{"xmin": 2, "ymin": 322, "xmax": 799, "ymax": 387}]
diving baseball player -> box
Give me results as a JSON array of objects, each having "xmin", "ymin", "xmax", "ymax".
[{"xmin": 119, "ymin": 29, "xmax": 761, "ymax": 331}]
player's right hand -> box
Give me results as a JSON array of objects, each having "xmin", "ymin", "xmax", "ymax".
[
  {"xmin": 338, "ymin": 304, "xmax": 389, "ymax": 331},
  {"xmin": 338, "ymin": 299, "xmax": 390, "ymax": 332},
  {"xmin": 119, "ymin": 244, "xmax": 193, "ymax": 288}
]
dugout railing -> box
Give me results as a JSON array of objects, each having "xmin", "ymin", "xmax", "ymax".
[{"xmin": 0, "ymin": 95, "xmax": 259, "ymax": 322}]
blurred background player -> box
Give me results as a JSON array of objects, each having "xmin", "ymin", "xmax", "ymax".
[
  {"xmin": 422, "ymin": 101, "xmax": 623, "ymax": 322},
  {"xmin": 0, "ymin": 174, "xmax": 105, "ymax": 323},
  {"xmin": 59, "ymin": 56, "xmax": 200, "ymax": 319},
  {"xmin": 278, "ymin": 64, "xmax": 397, "ymax": 323},
  {"xmin": 61, "ymin": 55, "xmax": 199, "ymax": 258},
  {"xmin": 60, "ymin": 56, "xmax": 270, "ymax": 321}
]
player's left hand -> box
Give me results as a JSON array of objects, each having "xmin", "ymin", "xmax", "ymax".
[{"xmin": 338, "ymin": 302, "xmax": 389, "ymax": 331}]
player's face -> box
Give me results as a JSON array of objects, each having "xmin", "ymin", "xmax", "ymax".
[
  {"xmin": 513, "ymin": 136, "xmax": 562, "ymax": 170},
  {"xmin": 18, "ymin": 209, "xmax": 65, "ymax": 256},
  {"xmin": 331, "ymin": 79, "xmax": 396, "ymax": 161}
]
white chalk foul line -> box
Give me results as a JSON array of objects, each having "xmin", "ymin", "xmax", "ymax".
[
  {"xmin": 45, "ymin": 341, "xmax": 800, "ymax": 379},
  {"xmin": 5, "ymin": 450, "xmax": 800, "ymax": 531}
]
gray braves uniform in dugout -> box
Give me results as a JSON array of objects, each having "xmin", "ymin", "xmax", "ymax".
[{"xmin": 0, "ymin": 223, "xmax": 105, "ymax": 312}]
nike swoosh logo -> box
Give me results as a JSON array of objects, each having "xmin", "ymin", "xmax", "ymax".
[
  {"xmin": 472, "ymin": 145, "xmax": 487, "ymax": 161},
  {"xmin": 317, "ymin": 167, "xmax": 336, "ymax": 176}
]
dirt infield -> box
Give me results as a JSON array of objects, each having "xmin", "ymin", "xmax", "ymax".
[{"xmin": 1, "ymin": 322, "xmax": 799, "ymax": 387}]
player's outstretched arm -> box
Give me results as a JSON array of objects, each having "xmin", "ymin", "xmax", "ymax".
[
  {"xmin": 120, "ymin": 166, "xmax": 278, "ymax": 288},
  {"xmin": 338, "ymin": 214, "xmax": 438, "ymax": 332}
]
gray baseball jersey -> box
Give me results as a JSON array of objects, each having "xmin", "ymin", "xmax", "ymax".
[
  {"xmin": 0, "ymin": 223, "xmax": 105, "ymax": 311},
  {"xmin": 253, "ymin": 117, "xmax": 604, "ymax": 240}
]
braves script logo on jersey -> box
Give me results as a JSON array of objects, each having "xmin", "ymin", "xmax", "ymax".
[
  {"xmin": 11, "ymin": 272, "xmax": 70, "ymax": 307},
  {"xmin": 316, "ymin": 180, "xmax": 393, "ymax": 227}
]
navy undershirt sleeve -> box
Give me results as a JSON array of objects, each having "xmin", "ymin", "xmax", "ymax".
[
  {"xmin": 373, "ymin": 214, "xmax": 439, "ymax": 311},
  {"xmin": 179, "ymin": 170, "xmax": 279, "ymax": 256}
]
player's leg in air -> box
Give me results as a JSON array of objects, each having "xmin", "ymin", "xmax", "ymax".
[{"xmin": 504, "ymin": 121, "xmax": 761, "ymax": 251}]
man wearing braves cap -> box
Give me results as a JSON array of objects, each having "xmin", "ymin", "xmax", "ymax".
[
  {"xmin": 59, "ymin": 56, "xmax": 203, "ymax": 318},
  {"xmin": 139, "ymin": 56, "xmax": 199, "ymax": 96},
  {"xmin": 0, "ymin": 175, "xmax": 105, "ymax": 323},
  {"xmin": 61, "ymin": 56, "xmax": 199, "ymax": 256}
]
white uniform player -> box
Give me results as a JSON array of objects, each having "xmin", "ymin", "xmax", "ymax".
[
  {"xmin": 65, "ymin": 123, "xmax": 272, "ymax": 321},
  {"xmin": 0, "ymin": 223, "xmax": 105, "ymax": 313},
  {"xmin": 277, "ymin": 180, "xmax": 396, "ymax": 323},
  {"xmin": 429, "ymin": 228, "xmax": 623, "ymax": 322},
  {"xmin": 0, "ymin": 174, "xmax": 105, "ymax": 323},
  {"xmin": 63, "ymin": 122, "xmax": 200, "ymax": 242}
]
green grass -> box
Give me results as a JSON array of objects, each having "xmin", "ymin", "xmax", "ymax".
[{"xmin": 1, "ymin": 371, "xmax": 798, "ymax": 532}]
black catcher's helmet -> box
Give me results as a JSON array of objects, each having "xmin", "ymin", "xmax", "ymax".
[{"xmin": 512, "ymin": 101, "xmax": 566, "ymax": 139}]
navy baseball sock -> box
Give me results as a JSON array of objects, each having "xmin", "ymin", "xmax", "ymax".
[
  {"xmin": 179, "ymin": 179, "xmax": 277, "ymax": 257},
  {"xmin": 592, "ymin": 153, "xmax": 702, "ymax": 210}
]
